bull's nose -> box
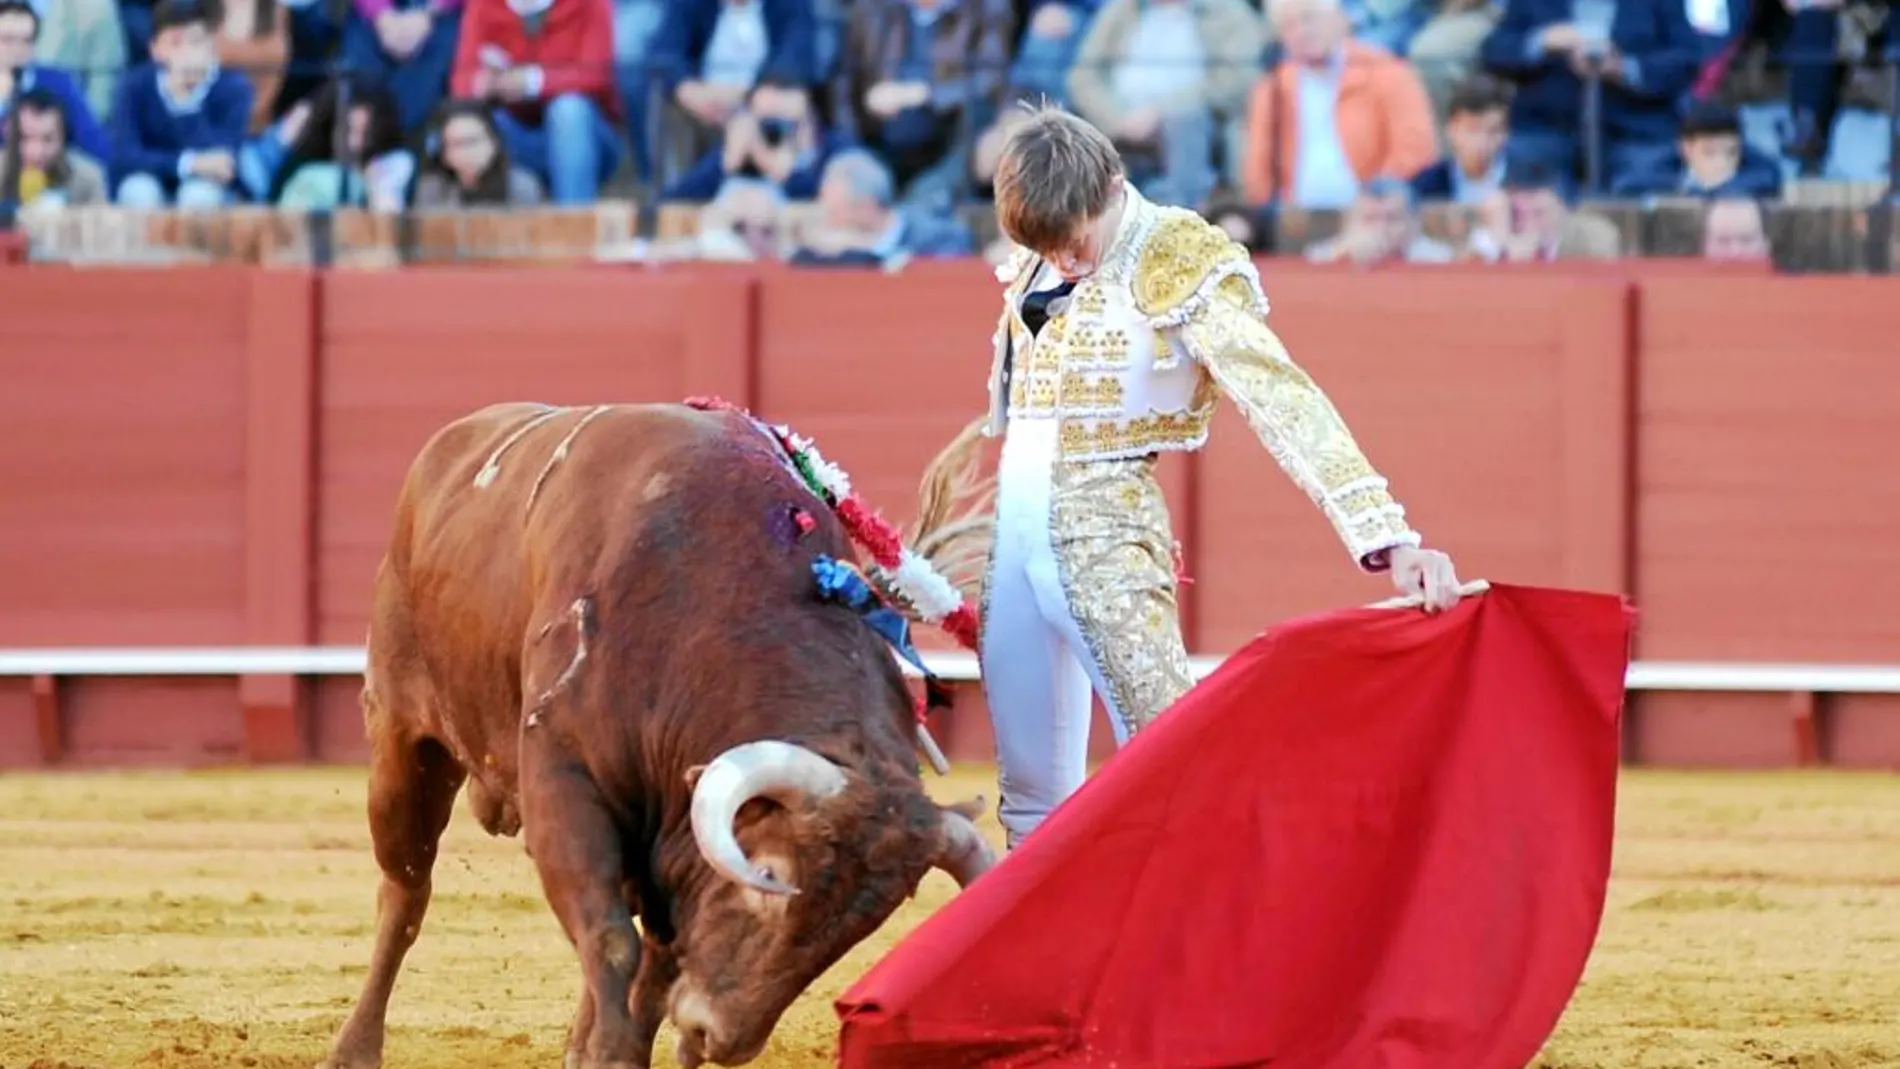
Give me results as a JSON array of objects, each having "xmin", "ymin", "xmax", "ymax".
[{"xmin": 677, "ymin": 1030, "xmax": 768, "ymax": 1067}]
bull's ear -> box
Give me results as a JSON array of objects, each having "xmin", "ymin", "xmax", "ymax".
[
  {"xmin": 684, "ymin": 764, "xmax": 708, "ymax": 791},
  {"xmin": 943, "ymin": 794, "xmax": 987, "ymax": 821}
]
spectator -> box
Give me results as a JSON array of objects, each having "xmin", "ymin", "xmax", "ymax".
[
  {"xmin": 412, "ymin": 97, "xmax": 548, "ymax": 205},
  {"xmin": 834, "ymin": 0, "xmax": 1015, "ymax": 189},
  {"xmin": 110, "ymin": 0, "xmax": 255, "ymax": 208},
  {"xmin": 1478, "ymin": 0, "xmax": 1699, "ymax": 197},
  {"xmin": 271, "ymin": 78, "xmax": 415, "ymax": 208},
  {"xmin": 694, "ymin": 173, "xmax": 789, "ymax": 258},
  {"xmin": 1010, "ymin": 0, "xmax": 1105, "ymax": 107},
  {"xmin": 1465, "ymin": 156, "xmax": 1620, "ymax": 261},
  {"xmin": 451, "ymin": 0, "xmax": 623, "ymax": 204},
  {"xmin": 790, "ymin": 146, "xmax": 973, "ymax": 265},
  {"xmin": 1643, "ymin": 98, "xmax": 1781, "ymax": 198},
  {"xmin": 651, "ymin": 0, "xmax": 818, "ymax": 152},
  {"xmin": 343, "ymin": 0, "xmax": 463, "ymax": 133},
  {"xmin": 1409, "ymin": 71, "xmax": 1508, "ymax": 203},
  {"xmin": 1699, "ymin": 194, "xmax": 1767, "ymax": 262},
  {"xmin": 663, "ymin": 73, "xmax": 845, "ymax": 200},
  {"xmin": 1306, "ymin": 175, "xmax": 1455, "ymax": 264},
  {"xmin": 1065, "ymin": 0, "xmax": 1265, "ymax": 211},
  {"xmin": 1, "ymin": 86, "xmax": 109, "ymax": 210},
  {"xmin": 0, "ymin": 0, "xmax": 111, "ymax": 164},
  {"xmin": 34, "ymin": 0, "xmax": 126, "ymax": 122},
  {"xmin": 216, "ymin": 0, "xmax": 291, "ymax": 137},
  {"xmin": 1240, "ymin": 0, "xmax": 1437, "ymax": 209}
]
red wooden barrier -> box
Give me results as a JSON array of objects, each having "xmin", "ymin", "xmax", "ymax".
[{"xmin": 1, "ymin": 260, "xmax": 1896, "ymax": 770}]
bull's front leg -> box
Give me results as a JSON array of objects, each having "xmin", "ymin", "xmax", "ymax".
[
  {"xmin": 565, "ymin": 882, "xmax": 653, "ymax": 1069},
  {"xmin": 523, "ymin": 746, "xmax": 648, "ymax": 1069},
  {"xmin": 628, "ymin": 933, "xmax": 681, "ymax": 1057}
]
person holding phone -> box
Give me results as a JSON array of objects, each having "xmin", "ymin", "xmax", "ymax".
[{"xmin": 661, "ymin": 73, "xmax": 847, "ymax": 201}]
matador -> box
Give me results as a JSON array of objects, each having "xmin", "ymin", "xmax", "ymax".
[{"xmin": 975, "ymin": 106, "xmax": 1465, "ymax": 849}]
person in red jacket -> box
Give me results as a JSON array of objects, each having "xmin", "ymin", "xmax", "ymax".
[{"xmin": 450, "ymin": 0, "xmax": 622, "ymax": 203}]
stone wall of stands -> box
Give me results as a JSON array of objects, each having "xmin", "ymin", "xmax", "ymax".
[{"xmin": 1, "ymin": 259, "xmax": 1896, "ymax": 771}]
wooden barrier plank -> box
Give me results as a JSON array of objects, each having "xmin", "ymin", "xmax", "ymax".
[
  {"xmin": 1635, "ymin": 276, "xmax": 1900, "ymax": 663},
  {"xmin": 239, "ymin": 270, "xmax": 321, "ymax": 762},
  {"xmin": 1194, "ymin": 265, "xmax": 1635, "ymax": 650}
]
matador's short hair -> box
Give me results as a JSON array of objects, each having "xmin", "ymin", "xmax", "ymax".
[{"xmin": 992, "ymin": 102, "xmax": 1123, "ymax": 255}]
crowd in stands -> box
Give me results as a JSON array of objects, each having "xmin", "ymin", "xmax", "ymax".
[{"xmin": 0, "ymin": 0, "xmax": 1891, "ymax": 266}]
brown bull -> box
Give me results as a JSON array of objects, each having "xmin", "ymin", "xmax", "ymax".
[{"xmin": 320, "ymin": 401, "xmax": 997, "ymax": 1069}]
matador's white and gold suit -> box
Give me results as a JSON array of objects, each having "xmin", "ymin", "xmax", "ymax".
[{"xmin": 978, "ymin": 184, "xmax": 1424, "ymax": 847}]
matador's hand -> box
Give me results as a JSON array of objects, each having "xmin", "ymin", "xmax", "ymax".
[{"xmin": 1387, "ymin": 545, "xmax": 1463, "ymax": 613}]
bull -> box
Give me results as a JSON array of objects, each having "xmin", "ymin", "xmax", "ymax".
[{"xmin": 319, "ymin": 401, "xmax": 998, "ymax": 1069}]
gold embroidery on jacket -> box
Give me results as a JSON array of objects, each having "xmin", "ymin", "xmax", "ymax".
[{"xmin": 1174, "ymin": 273, "xmax": 1419, "ymax": 563}]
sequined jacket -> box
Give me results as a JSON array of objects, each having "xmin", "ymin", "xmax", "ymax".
[{"xmin": 983, "ymin": 185, "xmax": 1422, "ymax": 569}]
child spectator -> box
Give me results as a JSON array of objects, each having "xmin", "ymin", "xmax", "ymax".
[
  {"xmin": 1409, "ymin": 72, "xmax": 1509, "ymax": 203},
  {"xmin": 0, "ymin": 0, "xmax": 111, "ymax": 164},
  {"xmin": 271, "ymin": 77, "xmax": 415, "ymax": 208},
  {"xmin": 110, "ymin": 0, "xmax": 255, "ymax": 208},
  {"xmin": 412, "ymin": 97, "xmax": 548, "ymax": 205},
  {"xmin": 1645, "ymin": 99, "xmax": 1782, "ymax": 199},
  {"xmin": 451, "ymin": 0, "xmax": 622, "ymax": 204}
]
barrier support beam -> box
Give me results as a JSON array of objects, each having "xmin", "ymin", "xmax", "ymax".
[{"xmin": 238, "ymin": 270, "xmax": 320, "ymax": 763}]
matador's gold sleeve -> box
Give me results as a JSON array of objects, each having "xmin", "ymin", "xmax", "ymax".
[{"xmin": 1134, "ymin": 213, "xmax": 1422, "ymax": 570}]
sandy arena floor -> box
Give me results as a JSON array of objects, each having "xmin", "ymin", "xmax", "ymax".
[{"xmin": 1, "ymin": 765, "xmax": 1896, "ymax": 1069}]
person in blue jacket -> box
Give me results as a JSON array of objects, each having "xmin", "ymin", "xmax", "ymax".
[
  {"xmin": 0, "ymin": 0, "xmax": 111, "ymax": 164},
  {"xmin": 109, "ymin": 0, "xmax": 255, "ymax": 208},
  {"xmin": 1479, "ymin": 0, "xmax": 1701, "ymax": 197}
]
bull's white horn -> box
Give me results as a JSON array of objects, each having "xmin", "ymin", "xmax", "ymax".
[
  {"xmin": 689, "ymin": 739, "xmax": 848, "ymax": 896},
  {"xmin": 934, "ymin": 809, "xmax": 996, "ymax": 889}
]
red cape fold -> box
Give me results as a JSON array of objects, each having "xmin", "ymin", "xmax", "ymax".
[{"xmin": 836, "ymin": 583, "xmax": 1635, "ymax": 1069}]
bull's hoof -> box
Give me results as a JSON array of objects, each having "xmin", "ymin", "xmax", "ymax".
[{"xmin": 316, "ymin": 1052, "xmax": 380, "ymax": 1069}]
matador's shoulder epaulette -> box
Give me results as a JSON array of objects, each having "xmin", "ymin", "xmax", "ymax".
[{"xmin": 1132, "ymin": 209, "xmax": 1270, "ymax": 328}]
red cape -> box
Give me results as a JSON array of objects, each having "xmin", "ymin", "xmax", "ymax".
[{"xmin": 836, "ymin": 583, "xmax": 1635, "ymax": 1069}]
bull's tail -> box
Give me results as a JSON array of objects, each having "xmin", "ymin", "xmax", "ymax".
[{"xmin": 903, "ymin": 416, "xmax": 996, "ymax": 607}]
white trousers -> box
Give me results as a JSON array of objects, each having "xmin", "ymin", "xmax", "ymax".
[{"xmin": 981, "ymin": 421, "xmax": 1136, "ymax": 847}]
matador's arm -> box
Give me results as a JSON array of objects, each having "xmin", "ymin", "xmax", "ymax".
[{"xmin": 1134, "ymin": 214, "xmax": 1422, "ymax": 571}]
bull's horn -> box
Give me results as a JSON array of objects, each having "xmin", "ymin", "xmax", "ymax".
[
  {"xmin": 689, "ymin": 740, "xmax": 848, "ymax": 896},
  {"xmin": 933, "ymin": 807, "xmax": 997, "ymax": 889}
]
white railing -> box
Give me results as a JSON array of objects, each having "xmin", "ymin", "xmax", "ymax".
[{"xmin": 1, "ymin": 647, "xmax": 1898, "ymax": 694}]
